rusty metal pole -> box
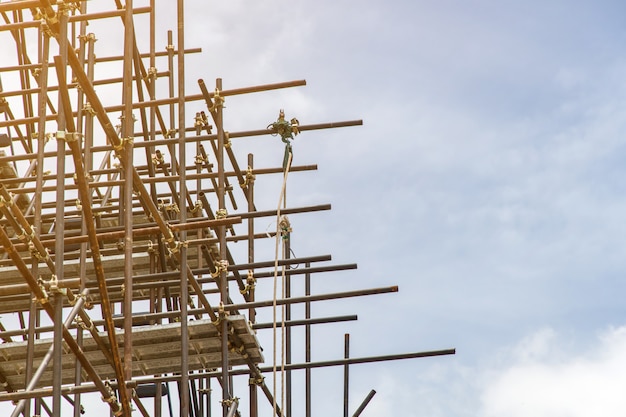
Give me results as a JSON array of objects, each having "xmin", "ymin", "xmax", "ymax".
[
  {"xmin": 53, "ymin": 5, "xmax": 70, "ymax": 415},
  {"xmin": 55, "ymin": 53, "xmax": 129, "ymax": 417},
  {"xmin": 305, "ymin": 262, "xmax": 311, "ymax": 417},
  {"xmin": 122, "ymin": 0, "xmax": 135, "ymax": 413},
  {"xmin": 352, "ymin": 390, "xmax": 376, "ymax": 417},
  {"xmin": 52, "ymin": 288, "xmax": 63, "ymax": 417},
  {"xmin": 225, "ymin": 398, "xmax": 239, "ymax": 417},
  {"xmin": 74, "ymin": 2, "xmax": 92, "ymax": 415},
  {"xmin": 222, "ymin": 286, "xmax": 399, "ymax": 312},
  {"xmin": 148, "ymin": 0, "xmax": 158, "ymax": 199},
  {"xmin": 11, "ymin": 289, "xmax": 89, "ymax": 417},
  {"xmin": 161, "ymin": 28, "xmax": 178, "ymax": 326},
  {"xmin": 216, "ymin": 76, "xmax": 231, "ymax": 417},
  {"xmin": 165, "ymin": 29, "xmax": 178, "ymax": 177},
  {"xmin": 74, "ymin": 3, "xmax": 87, "ymax": 136},
  {"xmin": 248, "ymin": 153, "xmax": 258, "ymax": 417},
  {"xmin": 344, "ymin": 333, "xmax": 350, "ymax": 417},
  {"xmin": 285, "ymin": 229, "xmax": 292, "ymax": 417},
  {"xmin": 148, "ymin": 1, "xmax": 163, "ymax": 415},
  {"xmin": 207, "ymin": 378, "xmax": 212, "ymax": 417},
  {"xmin": 177, "ymin": 1, "xmax": 190, "ymax": 416},
  {"xmin": 0, "ymin": 313, "xmax": 357, "ymax": 338},
  {"xmin": 25, "ymin": 20, "xmax": 51, "ymax": 417},
  {"xmin": 25, "ymin": 281, "xmax": 37, "ymax": 417}
]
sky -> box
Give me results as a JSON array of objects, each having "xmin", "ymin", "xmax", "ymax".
[
  {"xmin": 3, "ymin": 0, "xmax": 626, "ymax": 416},
  {"xmin": 190, "ymin": 1, "xmax": 626, "ymax": 416},
  {"xmin": 195, "ymin": 1, "xmax": 626, "ymax": 416}
]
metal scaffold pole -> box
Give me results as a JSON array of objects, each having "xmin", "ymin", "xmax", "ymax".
[{"xmin": 0, "ymin": 2, "xmax": 454, "ymax": 417}]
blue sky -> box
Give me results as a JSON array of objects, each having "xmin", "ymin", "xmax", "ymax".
[
  {"xmin": 196, "ymin": 1, "xmax": 626, "ymax": 415},
  {"xmin": 3, "ymin": 0, "xmax": 626, "ymax": 415}
]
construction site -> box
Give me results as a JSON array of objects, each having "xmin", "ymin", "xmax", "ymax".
[{"xmin": 0, "ymin": 1, "xmax": 455, "ymax": 416}]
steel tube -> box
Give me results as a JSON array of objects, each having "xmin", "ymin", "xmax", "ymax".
[
  {"xmin": 228, "ymin": 119, "xmax": 364, "ymax": 139},
  {"xmin": 233, "ymin": 203, "xmax": 331, "ymax": 220},
  {"xmin": 52, "ymin": 290, "xmax": 63, "ymax": 417},
  {"xmin": 344, "ymin": 334, "xmax": 350, "ymax": 417},
  {"xmin": 147, "ymin": 3, "xmax": 161, "ymax": 412},
  {"xmin": 0, "ymin": 279, "xmax": 80, "ymax": 297},
  {"xmin": 62, "ymin": 34, "xmax": 179, "ymax": 256},
  {"xmin": 214, "ymin": 76, "xmax": 231, "ymax": 417},
  {"xmin": 225, "ymin": 254, "xmax": 331, "ymax": 271},
  {"xmin": 251, "ymin": 349, "xmax": 457, "ymax": 374},
  {"xmin": 285, "ymin": 234, "xmax": 292, "ymax": 417},
  {"xmin": 54, "ymin": 53, "xmax": 128, "ymax": 414},
  {"xmin": 0, "ymin": 154, "xmax": 315, "ymax": 183},
  {"xmin": 94, "ymin": 47, "xmax": 201, "ymax": 63},
  {"xmin": 68, "ymin": 6, "xmax": 151, "ymax": 22},
  {"xmin": 53, "ymin": 9, "xmax": 69, "ymax": 416},
  {"xmin": 25, "ymin": 22, "xmax": 50, "ymax": 416},
  {"xmin": 198, "ymin": 79, "xmax": 246, "ymax": 208},
  {"xmin": 0, "ymin": 314, "xmax": 357, "ymax": 340},
  {"xmin": 1, "ymin": 216, "xmax": 242, "ymax": 252},
  {"xmin": 176, "ymin": 3, "xmax": 191, "ymax": 416},
  {"xmin": 10, "ymin": 289, "xmax": 89, "ymax": 417},
  {"xmin": 0, "ymin": 19, "xmax": 37, "ymax": 32},
  {"xmin": 226, "ymin": 398, "xmax": 239, "ymax": 417},
  {"xmin": 73, "ymin": 6, "xmax": 92, "ymax": 415},
  {"xmin": 0, "ymin": 285, "xmax": 393, "ymax": 332},
  {"xmin": 253, "ymin": 314, "xmax": 358, "ymax": 329},
  {"xmin": 122, "ymin": 0, "xmax": 136, "ymax": 414},
  {"xmin": 250, "ymin": 263, "xmax": 357, "ymax": 279},
  {"xmin": 223, "ymin": 285, "xmax": 399, "ymax": 312},
  {"xmin": 0, "ymin": 379, "xmax": 137, "ymax": 403},
  {"xmin": 305, "ymin": 263, "xmax": 312, "ymax": 417},
  {"xmin": 247, "ymin": 153, "xmax": 258, "ymax": 417},
  {"xmin": 352, "ymin": 390, "xmax": 376, "ymax": 417},
  {"xmin": 0, "ymin": 348, "xmax": 453, "ymax": 404},
  {"xmin": 0, "ymin": 0, "xmax": 40, "ymax": 12}
]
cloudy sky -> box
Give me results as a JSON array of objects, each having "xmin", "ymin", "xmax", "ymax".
[
  {"xmin": 194, "ymin": 0, "xmax": 626, "ymax": 417},
  {"xmin": 4, "ymin": 0, "xmax": 626, "ymax": 416},
  {"xmin": 190, "ymin": 1, "xmax": 626, "ymax": 416}
]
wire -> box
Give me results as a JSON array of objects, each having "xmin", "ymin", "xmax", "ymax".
[{"xmin": 272, "ymin": 149, "xmax": 293, "ymax": 416}]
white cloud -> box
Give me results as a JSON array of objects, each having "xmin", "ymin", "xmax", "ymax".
[{"xmin": 480, "ymin": 326, "xmax": 626, "ymax": 417}]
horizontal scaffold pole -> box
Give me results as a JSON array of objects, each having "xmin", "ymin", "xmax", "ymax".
[{"xmin": 0, "ymin": 349, "xmax": 454, "ymax": 403}]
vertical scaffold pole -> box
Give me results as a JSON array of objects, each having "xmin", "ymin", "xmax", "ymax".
[
  {"xmin": 53, "ymin": 5, "xmax": 69, "ymax": 414},
  {"xmin": 344, "ymin": 334, "xmax": 350, "ymax": 417},
  {"xmin": 305, "ymin": 262, "xmax": 312, "ymax": 417},
  {"xmin": 248, "ymin": 152, "xmax": 258, "ymax": 417},
  {"xmin": 285, "ymin": 228, "xmax": 292, "ymax": 417},
  {"xmin": 178, "ymin": 0, "xmax": 190, "ymax": 416},
  {"xmin": 216, "ymin": 76, "xmax": 230, "ymax": 417},
  {"xmin": 122, "ymin": 0, "xmax": 135, "ymax": 414}
]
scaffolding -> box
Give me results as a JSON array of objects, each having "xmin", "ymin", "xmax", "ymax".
[{"xmin": 0, "ymin": 1, "xmax": 455, "ymax": 416}]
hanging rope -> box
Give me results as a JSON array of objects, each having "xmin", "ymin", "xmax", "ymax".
[
  {"xmin": 267, "ymin": 109, "xmax": 299, "ymax": 416},
  {"xmin": 272, "ymin": 149, "xmax": 293, "ymax": 417}
]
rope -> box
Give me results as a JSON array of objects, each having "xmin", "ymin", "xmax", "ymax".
[
  {"xmin": 280, "ymin": 217, "xmax": 290, "ymax": 416},
  {"xmin": 272, "ymin": 149, "xmax": 293, "ymax": 416}
]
